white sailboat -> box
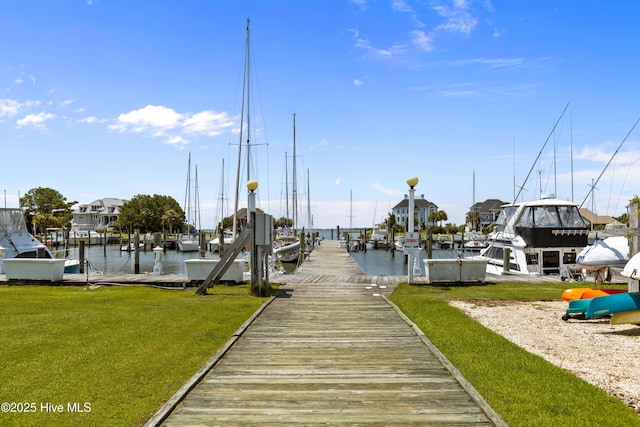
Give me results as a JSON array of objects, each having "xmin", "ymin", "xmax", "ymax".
[
  {"xmin": 209, "ymin": 159, "xmax": 235, "ymax": 252},
  {"xmin": 178, "ymin": 153, "xmax": 199, "ymax": 252},
  {"xmin": 274, "ymin": 113, "xmax": 301, "ymax": 263}
]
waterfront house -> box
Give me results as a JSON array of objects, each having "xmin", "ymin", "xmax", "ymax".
[
  {"xmin": 391, "ymin": 194, "xmax": 438, "ymax": 229},
  {"xmin": 467, "ymin": 199, "xmax": 507, "ymax": 230},
  {"xmin": 579, "ymin": 208, "xmax": 618, "ymax": 230},
  {"xmin": 71, "ymin": 198, "xmax": 128, "ymax": 232}
]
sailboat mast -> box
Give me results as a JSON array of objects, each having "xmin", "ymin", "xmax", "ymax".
[
  {"xmin": 307, "ymin": 168, "xmax": 311, "ymax": 235},
  {"xmin": 472, "ymin": 170, "xmax": 476, "ymax": 231},
  {"xmin": 285, "ymin": 151, "xmax": 289, "ymax": 227},
  {"xmin": 219, "ymin": 159, "xmax": 225, "ymax": 232},
  {"xmin": 184, "ymin": 152, "xmax": 191, "ymax": 234},
  {"xmin": 292, "ymin": 113, "xmax": 297, "ymax": 233},
  {"xmin": 195, "ymin": 165, "xmax": 200, "ymax": 232},
  {"xmin": 232, "ymin": 18, "xmax": 251, "ymax": 239}
]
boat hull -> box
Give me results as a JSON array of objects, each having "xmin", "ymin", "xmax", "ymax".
[
  {"xmin": 610, "ymin": 309, "xmax": 640, "ymax": 325},
  {"xmin": 177, "ymin": 240, "xmax": 199, "ymax": 252},
  {"xmin": 585, "ymin": 292, "xmax": 640, "ymax": 319},
  {"xmin": 561, "ymin": 287, "xmax": 627, "ymax": 302},
  {"xmin": 274, "ymin": 241, "xmax": 300, "ymax": 263}
]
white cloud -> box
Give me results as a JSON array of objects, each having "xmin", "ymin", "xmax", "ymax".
[
  {"xmin": 78, "ymin": 116, "xmax": 98, "ymax": 124},
  {"xmin": 410, "ymin": 30, "xmax": 433, "ymax": 52},
  {"xmin": 372, "ymin": 182, "xmax": 403, "ymax": 198},
  {"xmin": 110, "ymin": 104, "xmax": 182, "ymax": 134},
  {"xmin": 335, "ymin": 178, "xmax": 341, "ymax": 186},
  {"xmin": 0, "ymin": 99, "xmax": 21, "ymax": 117},
  {"xmin": 109, "ymin": 104, "xmax": 237, "ymax": 146},
  {"xmin": 392, "ymin": 0, "xmax": 413, "ymax": 13},
  {"xmin": 16, "ymin": 112, "xmax": 55, "ymax": 129},
  {"xmin": 13, "ymin": 78, "xmax": 24, "ymax": 85},
  {"xmin": 432, "ymin": 3, "xmax": 478, "ymax": 36},
  {"xmin": 165, "ymin": 135, "xmax": 188, "ymax": 147},
  {"xmin": 182, "ymin": 110, "xmax": 235, "ymax": 136},
  {"xmin": 354, "ymin": 79, "xmax": 364, "ymax": 86}
]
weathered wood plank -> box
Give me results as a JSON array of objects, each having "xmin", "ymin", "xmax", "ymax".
[{"xmin": 148, "ymin": 241, "xmax": 506, "ymax": 426}]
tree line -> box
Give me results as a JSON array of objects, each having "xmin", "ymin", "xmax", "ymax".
[{"xmin": 18, "ymin": 186, "xmax": 298, "ymax": 235}]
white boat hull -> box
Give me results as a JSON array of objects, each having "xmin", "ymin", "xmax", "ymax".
[
  {"xmin": 178, "ymin": 240, "xmax": 199, "ymax": 252},
  {"xmin": 274, "ymin": 241, "xmax": 300, "ymax": 263}
]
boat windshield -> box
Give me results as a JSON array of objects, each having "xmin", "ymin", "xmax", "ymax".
[
  {"xmin": 515, "ymin": 205, "xmax": 586, "ymax": 228},
  {"xmin": 494, "ymin": 206, "xmax": 517, "ymax": 231},
  {"xmin": 557, "ymin": 205, "xmax": 587, "ymax": 227},
  {"xmin": 0, "ymin": 208, "xmax": 29, "ymax": 235}
]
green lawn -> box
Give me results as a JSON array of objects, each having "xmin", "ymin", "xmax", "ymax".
[
  {"xmin": 389, "ymin": 282, "xmax": 639, "ymax": 426},
  {"xmin": 2, "ymin": 281, "xmax": 638, "ymax": 426},
  {"xmin": 0, "ymin": 284, "xmax": 271, "ymax": 427}
]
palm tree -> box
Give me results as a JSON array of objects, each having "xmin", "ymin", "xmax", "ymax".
[{"xmin": 161, "ymin": 209, "xmax": 181, "ymax": 234}]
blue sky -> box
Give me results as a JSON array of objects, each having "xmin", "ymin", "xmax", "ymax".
[{"xmin": 2, "ymin": 1, "xmax": 640, "ymax": 230}]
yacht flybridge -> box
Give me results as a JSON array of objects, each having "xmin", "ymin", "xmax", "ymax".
[{"xmin": 478, "ymin": 195, "xmax": 589, "ymax": 276}]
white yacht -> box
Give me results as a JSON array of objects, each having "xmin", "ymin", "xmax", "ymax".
[
  {"xmin": 0, "ymin": 208, "xmax": 79, "ymax": 277},
  {"xmin": 478, "ymin": 195, "xmax": 589, "ymax": 276}
]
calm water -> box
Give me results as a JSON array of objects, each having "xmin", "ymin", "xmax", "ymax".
[
  {"xmin": 349, "ymin": 247, "xmax": 458, "ymax": 276},
  {"xmin": 66, "ymin": 245, "xmax": 211, "ymax": 275},
  {"xmin": 64, "ymin": 236, "xmax": 460, "ymax": 277}
]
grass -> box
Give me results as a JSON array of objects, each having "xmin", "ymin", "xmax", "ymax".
[
  {"xmin": 0, "ymin": 284, "xmax": 272, "ymax": 427},
  {"xmin": 389, "ymin": 281, "xmax": 639, "ymax": 426},
  {"xmin": 3, "ymin": 280, "xmax": 638, "ymax": 426}
]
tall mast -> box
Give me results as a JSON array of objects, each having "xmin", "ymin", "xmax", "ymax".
[
  {"xmin": 232, "ymin": 18, "xmax": 251, "ymax": 239},
  {"xmin": 284, "ymin": 151, "xmax": 289, "ymax": 227},
  {"xmin": 307, "ymin": 168, "xmax": 311, "ymax": 235},
  {"xmin": 219, "ymin": 159, "xmax": 225, "ymax": 232},
  {"xmin": 292, "ymin": 113, "xmax": 297, "ymax": 233},
  {"xmin": 184, "ymin": 152, "xmax": 191, "ymax": 234}
]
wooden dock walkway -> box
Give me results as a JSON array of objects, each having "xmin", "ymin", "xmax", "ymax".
[{"xmin": 148, "ymin": 241, "xmax": 506, "ymax": 426}]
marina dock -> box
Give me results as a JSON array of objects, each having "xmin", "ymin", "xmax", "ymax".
[{"xmin": 146, "ymin": 241, "xmax": 506, "ymax": 426}]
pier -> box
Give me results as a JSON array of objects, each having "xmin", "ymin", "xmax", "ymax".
[{"xmin": 147, "ymin": 241, "xmax": 506, "ymax": 426}]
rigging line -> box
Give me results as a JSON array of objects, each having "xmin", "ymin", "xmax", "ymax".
[
  {"xmin": 613, "ymin": 138, "xmax": 638, "ymax": 216},
  {"xmin": 579, "ymin": 116, "xmax": 640, "ymax": 209},
  {"xmin": 514, "ymin": 101, "xmax": 570, "ymax": 203}
]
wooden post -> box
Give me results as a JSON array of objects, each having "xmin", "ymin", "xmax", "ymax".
[
  {"xmin": 134, "ymin": 233, "xmax": 140, "ymax": 274},
  {"xmin": 629, "ymin": 202, "xmax": 639, "ymax": 292},
  {"xmin": 503, "ymin": 247, "xmax": 510, "ymax": 273},
  {"xmin": 79, "ymin": 240, "xmax": 85, "ymax": 274},
  {"xmin": 199, "ymin": 231, "xmax": 206, "ymax": 258}
]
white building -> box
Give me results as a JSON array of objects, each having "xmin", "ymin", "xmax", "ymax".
[
  {"xmin": 391, "ymin": 194, "xmax": 439, "ymax": 229},
  {"xmin": 71, "ymin": 198, "xmax": 127, "ymax": 231}
]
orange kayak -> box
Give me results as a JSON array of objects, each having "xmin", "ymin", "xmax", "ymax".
[{"xmin": 562, "ymin": 287, "xmax": 627, "ymax": 302}]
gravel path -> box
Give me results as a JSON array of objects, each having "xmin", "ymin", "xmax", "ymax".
[{"xmin": 449, "ymin": 299, "xmax": 640, "ymax": 413}]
